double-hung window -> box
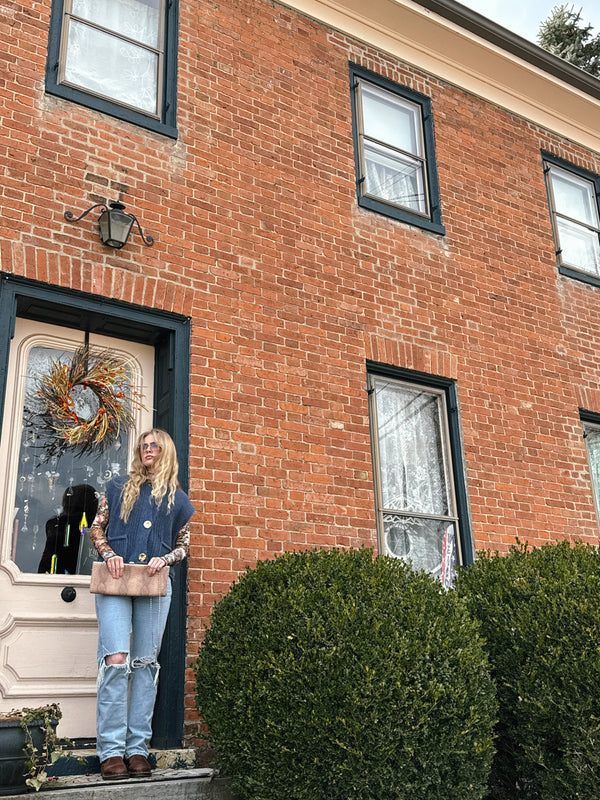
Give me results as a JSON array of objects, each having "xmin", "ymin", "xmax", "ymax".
[
  {"xmin": 367, "ymin": 367, "xmax": 472, "ymax": 586},
  {"xmin": 46, "ymin": 0, "xmax": 178, "ymax": 137},
  {"xmin": 350, "ymin": 64, "xmax": 445, "ymax": 234},
  {"xmin": 543, "ymin": 152, "xmax": 600, "ymax": 285}
]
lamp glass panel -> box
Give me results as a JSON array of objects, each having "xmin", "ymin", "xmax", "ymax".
[
  {"xmin": 106, "ymin": 210, "xmax": 134, "ymax": 247},
  {"xmin": 98, "ymin": 210, "xmax": 110, "ymax": 243}
]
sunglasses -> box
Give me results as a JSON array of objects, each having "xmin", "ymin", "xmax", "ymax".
[{"xmin": 141, "ymin": 442, "xmax": 161, "ymax": 452}]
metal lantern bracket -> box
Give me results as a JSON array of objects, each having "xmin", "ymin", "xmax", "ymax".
[{"xmin": 64, "ymin": 201, "xmax": 154, "ymax": 249}]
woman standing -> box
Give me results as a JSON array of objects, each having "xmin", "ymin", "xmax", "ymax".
[{"xmin": 90, "ymin": 429, "xmax": 195, "ymax": 781}]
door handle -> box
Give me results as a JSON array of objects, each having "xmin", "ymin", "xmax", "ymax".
[{"xmin": 61, "ymin": 586, "xmax": 77, "ymax": 603}]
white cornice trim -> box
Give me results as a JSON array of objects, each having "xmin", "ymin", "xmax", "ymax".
[{"xmin": 279, "ymin": 0, "xmax": 600, "ymax": 154}]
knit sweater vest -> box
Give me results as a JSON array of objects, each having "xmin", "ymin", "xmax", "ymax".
[{"xmin": 105, "ymin": 477, "xmax": 195, "ymax": 563}]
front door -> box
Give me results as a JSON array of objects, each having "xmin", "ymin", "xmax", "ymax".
[{"xmin": 0, "ymin": 318, "xmax": 154, "ymax": 738}]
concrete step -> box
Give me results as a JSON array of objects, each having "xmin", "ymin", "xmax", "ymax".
[{"xmin": 7, "ymin": 768, "xmax": 236, "ymax": 800}]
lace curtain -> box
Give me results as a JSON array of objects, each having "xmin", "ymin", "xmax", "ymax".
[
  {"xmin": 374, "ymin": 379, "xmax": 456, "ymax": 584},
  {"xmin": 64, "ymin": 0, "xmax": 161, "ymax": 114},
  {"xmin": 364, "ymin": 147, "xmax": 426, "ymax": 213},
  {"xmin": 585, "ymin": 426, "xmax": 600, "ymax": 517}
]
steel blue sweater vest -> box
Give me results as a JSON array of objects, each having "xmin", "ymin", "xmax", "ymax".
[{"xmin": 105, "ymin": 477, "xmax": 195, "ymax": 563}]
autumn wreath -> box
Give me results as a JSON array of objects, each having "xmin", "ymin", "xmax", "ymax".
[{"xmin": 29, "ymin": 345, "xmax": 144, "ymax": 459}]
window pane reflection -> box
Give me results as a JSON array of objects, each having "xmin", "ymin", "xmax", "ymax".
[{"xmin": 12, "ymin": 345, "xmax": 130, "ymax": 575}]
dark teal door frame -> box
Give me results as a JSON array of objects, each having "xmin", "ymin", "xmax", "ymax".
[{"xmin": 0, "ymin": 272, "xmax": 192, "ymax": 748}]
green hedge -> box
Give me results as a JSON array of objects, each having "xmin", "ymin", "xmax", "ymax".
[
  {"xmin": 455, "ymin": 540, "xmax": 600, "ymax": 800},
  {"xmin": 195, "ymin": 547, "xmax": 497, "ymax": 800}
]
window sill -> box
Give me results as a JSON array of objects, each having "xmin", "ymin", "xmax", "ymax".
[
  {"xmin": 45, "ymin": 84, "xmax": 178, "ymax": 140},
  {"xmin": 559, "ymin": 265, "xmax": 600, "ymax": 289},
  {"xmin": 358, "ymin": 195, "xmax": 446, "ymax": 235}
]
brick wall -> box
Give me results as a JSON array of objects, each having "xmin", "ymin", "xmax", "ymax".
[{"xmin": 2, "ymin": 0, "xmax": 600, "ymax": 741}]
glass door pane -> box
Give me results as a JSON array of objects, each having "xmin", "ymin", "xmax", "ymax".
[
  {"xmin": 1, "ymin": 319, "xmax": 153, "ymax": 577},
  {"xmin": 12, "ymin": 344, "xmax": 132, "ymax": 575}
]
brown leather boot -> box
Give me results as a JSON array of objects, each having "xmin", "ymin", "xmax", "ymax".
[
  {"xmin": 125, "ymin": 754, "xmax": 152, "ymax": 778},
  {"xmin": 101, "ymin": 756, "xmax": 129, "ymax": 780}
]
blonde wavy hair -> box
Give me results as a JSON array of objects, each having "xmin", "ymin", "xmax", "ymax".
[{"xmin": 120, "ymin": 429, "xmax": 180, "ymax": 523}]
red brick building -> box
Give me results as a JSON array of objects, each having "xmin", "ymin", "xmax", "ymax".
[{"xmin": 1, "ymin": 0, "xmax": 600, "ymax": 749}]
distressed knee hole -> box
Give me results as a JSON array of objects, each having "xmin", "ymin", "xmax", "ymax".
[
  {"xmin": 131, "ymin": 657, "xmax": 161, "ymax": 686},
  {"xmin": 131, "ymin": 656, "xmax": 158, "ymax": 669},
  {"xmin": 105, "ymin": 652, "xmax": 128, "ymax": 666},
  {"xmin": 97, "ymin": 654, "xmax": 130, "ymax": 688}
]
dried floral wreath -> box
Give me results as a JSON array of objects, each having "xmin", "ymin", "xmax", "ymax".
[{"xmin": 27, "ymin": 345, "xmax": 144, "ymax": 460}]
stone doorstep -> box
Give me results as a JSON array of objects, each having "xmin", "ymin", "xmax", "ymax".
[{"xmin": 48, "ymin": 747, "xmax": 198, "ymax": 776}]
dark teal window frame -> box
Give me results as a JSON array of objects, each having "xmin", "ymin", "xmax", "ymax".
[
  {"xmin": 0, "ymin": 272, "xmax": 190, "ymax": 746},
  {"xmin": 542, "ymin": 151, "xmax": 600, "ymax": 289},
  {"xmin": 350, "ymin": 64, "xmax": 445, "ymax": 235},
  {"xmin": 366, "ymin": 361, "xmax": 473, "ymax": 568},
  {"xmin": 45, "ymin": 0, "xmax": 178, "ymax": 138}
]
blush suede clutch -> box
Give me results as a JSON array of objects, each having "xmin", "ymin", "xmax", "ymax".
[{"xmin": 90, "ymin": 561, "xmax": 169, "ymax": 596}]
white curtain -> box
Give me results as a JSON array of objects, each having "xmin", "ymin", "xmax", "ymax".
[
  {"xmin": 65, "ymin": 0, "xmax": 160, "ymax": 114},
  {"xmin": 586, "ymin": 427, "xmax": 600, "ymax": 516},
  {"xmin": 375, "ymin": 379, "xmax": 455, "ymax": 579},
  {"xmin": 364, "ymin": 145, "xmax": 426, "ymax": 213},
  {"xmin": 376, "ymin": 381, "xmax": 448, "ymax": 515}
]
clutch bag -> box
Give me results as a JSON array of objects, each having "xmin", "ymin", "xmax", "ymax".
[{"xmin": 90, "ymin": 561, "xmax": 169, "ymax": 596}]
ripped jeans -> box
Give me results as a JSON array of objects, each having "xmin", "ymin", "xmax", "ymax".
[{"xmin": 95, "ymin": 583, "xmax": 172, "ymax": 762}]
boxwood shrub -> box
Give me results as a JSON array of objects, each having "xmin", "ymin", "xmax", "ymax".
[
  {"xmin": 455, "ymin": 540, "xmax": 600, "ymax": 800},
  {"xmin": 195, "ymin": 547, "xmax": 497, "ymax": 800}
]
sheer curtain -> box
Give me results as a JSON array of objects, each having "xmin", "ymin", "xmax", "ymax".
[
  {"xmin": 585, "ymin": 426, "xmax": 600, "ymax": 518},
  {"xmin": 374, "ymin": 379, "xmax": 456, "ymax": 584},
  {"xmin": 64, "ymin": 0, "xmax": 161, "ymax": 114},
  {"xmin": 364, "ymin": 147, "xmax": 425, "ymax": 212}
]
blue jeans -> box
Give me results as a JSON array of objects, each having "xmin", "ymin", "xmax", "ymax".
[{"xmin": 95, "ymin": 583, "xmax": 172, "ymax": 762}]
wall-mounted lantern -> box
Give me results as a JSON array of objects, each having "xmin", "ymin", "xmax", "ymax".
[{"xmin": 64, "ymin": 201, "xmax": 154, "ymax": 249}]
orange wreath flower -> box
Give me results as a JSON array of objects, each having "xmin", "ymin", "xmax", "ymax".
[{"xmin": 30, "ymin": 345, "xmax": 145, "ymax": 459}]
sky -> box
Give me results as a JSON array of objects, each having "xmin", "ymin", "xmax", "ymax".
[{"xmin": 457, "ymin": 1, "xmax": 600, "ymax": 44}]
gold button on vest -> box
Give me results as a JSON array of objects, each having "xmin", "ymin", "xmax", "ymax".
[
  {"xmin": 143, "ymin": 520, "xmax": 152, "ymax": 529},
  {"xmin": 138, "ymin": 553, "xmax": 147, "ymax": 562}
]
